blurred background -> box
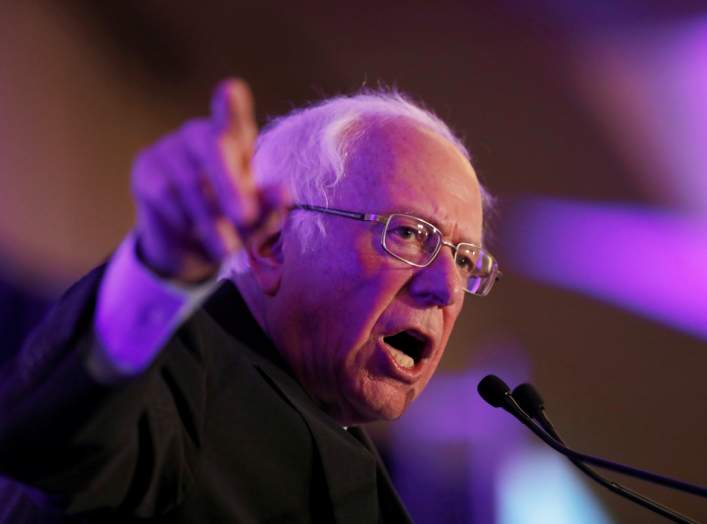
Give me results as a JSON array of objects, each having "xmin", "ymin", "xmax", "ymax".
[{"xmin": 1, "ymin": 1, "xmax": 705, "ymax": 522}]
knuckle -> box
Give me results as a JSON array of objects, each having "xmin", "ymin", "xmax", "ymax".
[
  {"xmin": 131, "ymin": 151, "xmax": 176, "ymax": 206},
  {"xmin": 180, "ymin": 117, "xmax": 209, "ymax": 136},
  {"xmin": 131, "ymin": 150, "xmax": 158, "ymax": 193},
  {"xmin": 143, "ymin": 173, "xmax": 171, "ymax": 202},
  {"xmin": 181, "ymin": 118, "xmax": 212, "ymax": 158},
  {"xmin": 132, "ymin": 147, "xmax": 154, "ymax": 173}
]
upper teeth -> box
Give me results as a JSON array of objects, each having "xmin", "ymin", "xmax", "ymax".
[{"xmin": 388, "ymin": 346, "xmax": 415, "ymax": 369}]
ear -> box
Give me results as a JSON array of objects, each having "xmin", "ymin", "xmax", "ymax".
[{"xmin": 245, "ymin": 213, "xmax": 286, "ymax": 296}]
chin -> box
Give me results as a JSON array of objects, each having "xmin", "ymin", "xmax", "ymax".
[{"xmin": 335, "ymin": 380, "xmax": 416, "ymax": 425}]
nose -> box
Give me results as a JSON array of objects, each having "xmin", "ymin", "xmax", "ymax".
[{"xmin": 408, "ymin": 246, "xmax": 463, "ymax": 307}]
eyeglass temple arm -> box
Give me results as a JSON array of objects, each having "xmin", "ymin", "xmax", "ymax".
[{"xmin": 293, "ymin": 204, "xmax": 384, "ymax": 223}]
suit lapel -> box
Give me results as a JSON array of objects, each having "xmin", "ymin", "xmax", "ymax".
[
  {"xmin": 251, "ymin": 356, "xmax": 380, "ymax": 524},
  {"xmin": 205, "ymin": 282, "xmax": 380, "ymax": 523},
  {"xmin": 348, "ymin": 427, "xmax": 414, "ymax": 523}
]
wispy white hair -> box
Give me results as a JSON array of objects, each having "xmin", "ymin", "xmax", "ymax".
[{"xmin": 228, "ymin": 88, "xmax": 492, "ymax": 275}]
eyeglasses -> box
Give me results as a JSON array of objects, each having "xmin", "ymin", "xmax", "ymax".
[{"xmin": 293, "ymin": 204, "xmax": 501, "ymax": 297}]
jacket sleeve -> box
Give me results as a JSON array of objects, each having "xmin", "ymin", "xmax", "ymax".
[{"xmin": 0, "ymin": 266, "xmax": 208, "ymax": 518}]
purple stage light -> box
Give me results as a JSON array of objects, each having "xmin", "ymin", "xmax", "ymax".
[
  {"xmin": 505, "ymin": 197, "xmax": 707, "ymax": 341},
  {"xmin": 571, "ymin": 16, "xmax": 707, "ymax": 215}
]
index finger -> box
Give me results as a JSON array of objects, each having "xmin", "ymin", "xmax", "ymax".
[
  {"xmin": 212, "ymin": 78, "xmax": 257, "ymax": 146},
  {"xmin": 207, "ymin": 78, "xmax": 259, "ymax": 226}
]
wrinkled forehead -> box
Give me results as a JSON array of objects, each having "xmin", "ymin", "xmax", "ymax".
[
  {"xmin": 332, "ymin": 117, "xmax": 482, "ymax": 234},
  {"xmin": 339, "ymin": 117, "xmax": 476, "ymax": 189}
]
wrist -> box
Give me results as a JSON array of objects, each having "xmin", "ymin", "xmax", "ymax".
[{"xmin": 134, "ymin": 234, "xmax": 217, "ymax": 285}]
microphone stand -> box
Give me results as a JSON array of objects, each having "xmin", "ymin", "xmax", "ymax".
[
  {"xmin": 512, "ymin": 386, "xmax": 699, "ymax": 524},
  {"xmin": 478, "ymin": 375, "xmax": 704, "ymax": 524}
]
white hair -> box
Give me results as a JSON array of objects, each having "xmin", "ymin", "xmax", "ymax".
[{"xmin": 227, "ymin": 88, "xmax": 492, "ymax": 275}]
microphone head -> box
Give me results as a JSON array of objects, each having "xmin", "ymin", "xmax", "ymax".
[
  {"xmin": 512, "ymin": 383, "xmax": 545, "ymax": 418},
  {"xmin": 477, "ymin": 374, "xmax": 511, "ymax": 408}
]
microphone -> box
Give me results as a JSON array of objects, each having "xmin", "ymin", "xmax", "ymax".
[
  {"xmin": 511, "ymin": 382, "xmax": 699, "ymax": 524},
  {"xmin": 512, "ymin": 383, "xmax": 545, "ymax": 423},
  {"xmin": 477, "ymin": 374, "xmax": 512, "ymax": 408},
  {"xmin": 477, "ymin": 375, "xmax": 707, "ymax": 496},
  {"xmin": 477, "ymin": 375, "xmax": 704, "ymax": 524},
  {"xmin": 513, "ymin": 383, "xmax": 566, "ymax": 446}
]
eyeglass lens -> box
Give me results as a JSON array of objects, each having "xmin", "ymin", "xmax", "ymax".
[{"xmin": 383, "ymin": 214, "xmax": 497, "ymax": 295}]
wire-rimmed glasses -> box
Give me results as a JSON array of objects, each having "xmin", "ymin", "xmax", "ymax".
[{"xmin": 293, "ymin": 204, "xmax": 501, "ymax": 297}]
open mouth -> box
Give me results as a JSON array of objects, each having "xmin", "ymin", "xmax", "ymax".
[{"xmin": 383, "ymin": 330, "xmax": 429, "ymax": 369}]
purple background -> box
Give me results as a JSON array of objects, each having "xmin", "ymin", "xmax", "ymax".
[{"xmin": 1, "ymin": 2, "xmax": 706, "ymax": 522}]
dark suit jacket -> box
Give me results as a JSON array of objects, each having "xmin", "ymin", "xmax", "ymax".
[{"xmin": 0, "ymin": 268, "xmax": 413, "ymax": 523}]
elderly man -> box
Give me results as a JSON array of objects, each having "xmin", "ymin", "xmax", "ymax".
[{"xmin": 0, "ymin": 79, "xmax": 499, "ymax": 522}]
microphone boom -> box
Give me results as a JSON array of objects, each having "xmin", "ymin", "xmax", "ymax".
[{"xmin": 478, "ymin": 375, "xmax": 705, "ymax": 524}]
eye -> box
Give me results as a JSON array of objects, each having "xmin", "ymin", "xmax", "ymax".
[
  {"xmin": 456, "ymin": 253, "xmax": 473, "ymax": 271},
  {"xmin": 455, "ymin": 245, "xmax": 482, "ymax": 273},
  {"xmin": 390, "ymin": 224, "xmax": 428, "ymax": 243}
]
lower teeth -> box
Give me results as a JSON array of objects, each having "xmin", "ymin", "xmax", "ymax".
[{"xmin": 390, "ymin": 347, "xmax": 414, "ymax": 368}]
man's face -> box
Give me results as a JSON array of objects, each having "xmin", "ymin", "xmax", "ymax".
[{"xmin": 267, "ymin": 119, "xmax": 483, "ymax": 425}]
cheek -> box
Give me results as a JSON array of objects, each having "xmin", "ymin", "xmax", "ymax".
[
  {"xmin": 337, "ymin": 228, "xmax": 387, "ymax": 279},
  {"xmin": 313, "ymin": 230, "xmax": 403, "ymax": 305},
  {"xmin": 292, "ymin": 231, "xmax": 376, "ymax": 288},
  {"xmin": 280, "ymin": 229, "xmax": 413, "ymax": 355}
]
